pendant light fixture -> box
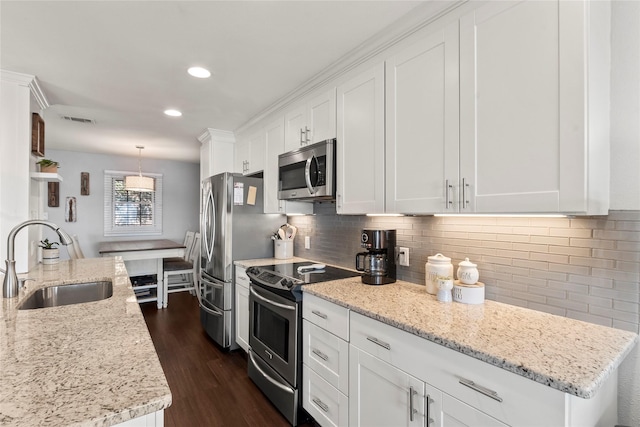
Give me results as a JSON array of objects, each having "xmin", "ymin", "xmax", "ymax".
[{"xmin": 125, "ymin": 146, "xmax": 154, "ymax": 192}]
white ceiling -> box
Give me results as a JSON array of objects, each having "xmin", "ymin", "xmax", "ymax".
[{"xmin": 1, "ymin": 1, "xmax": 426, "ymax": 163}]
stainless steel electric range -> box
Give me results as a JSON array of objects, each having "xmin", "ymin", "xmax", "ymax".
[{"xmin": 246, "ymin": 262, "xmax": 359, "ymax": 425}]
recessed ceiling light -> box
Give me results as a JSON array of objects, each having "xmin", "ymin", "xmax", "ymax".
[
  {"xmin": 188, "ymin": 67, "xmax": 211, "ymax": 78},
  {"xmin": 164, "ymin": 109, "xmax": 182, "ymax": 117}
]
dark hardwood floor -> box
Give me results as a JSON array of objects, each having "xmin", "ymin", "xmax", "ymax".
[{"xmin": 141, "ymin": 292, "xmax": 314, "ymax": 427}]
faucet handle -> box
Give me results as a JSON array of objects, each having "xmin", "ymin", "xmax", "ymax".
[{"xmin": 18, "ymin": 278, "xmax": 35, "ymax": 290}]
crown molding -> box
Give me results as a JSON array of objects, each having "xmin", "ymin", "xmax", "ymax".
[
  {"xmin": 197, "ymin": 128, "xmax": 236, "ymax": 145},
  {"xmin": 235, "ymin": 0, "xmax": 466, "ymax": 134},
  {"xmin": 0, "ymin": 70, "xmax": 50, "ymax": 110}
]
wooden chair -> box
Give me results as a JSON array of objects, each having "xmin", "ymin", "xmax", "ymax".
[
  {"xmin": 164, "ymin": 231, "xmax": 195, "ymax": 264},
  {"xmin": 162, "ymin": 232, "xmax": 200, "ymax": 308}
]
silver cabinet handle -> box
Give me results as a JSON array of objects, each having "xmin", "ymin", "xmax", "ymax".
[
  {"xmin": 366, "ymin": 336, "xmax": 391, "ymax": 350},
  {"xmin": 459, "ymin": 378, "xmax": 503, "ymax": 402},
  {"xmin": 445, "ymin": 179, "xmax": 453, "ymax": 209},
  {"xmin": 311, "ymin": 310, "xmax": 327, "ymax": 319},
  {"xmin": 312, "ymin": 397, "xmax": 329, "ymax": 413},
  {"xmin": 300, "ymin": 128, "xmax": 305, "ymax": 145},
  {"xmin": 311, "ymin": 348, "xmax": 329, "ymax": 361},
  {"xmin": 409, "ymin": 386, "xmax": 417, "ymax": 422},
  {"xmin": 426, "ymin": 394, "xmax": 434, "ymax": 425},
  {"xmin": 462, "ymin": 178, "xmax": 470, "ymax": 209},
  {"xmin": 304, "ymin": 126, "xmax": 311, "ymax": 144}
]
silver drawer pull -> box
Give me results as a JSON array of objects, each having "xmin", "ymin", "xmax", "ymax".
[
  {"xmin": 366, "ymin": 336, "xmax": 391, "ymax": 350},
  {"xmin": 409, "ymin": 386, "xmax": 417, "ymax": 421},
  {"xmin": 312, "ymin": 397, "xmax": 329, "ymax": 413},
  {"xmin": 312, "ymin": 310, "xmax": 328, "ymax": 319},
  {"xmin": 459, "ymin": 378, "xmax": 503, "ymax": 402},
  {"xmin": 312, "ymin": 348, "xmax": 329, "ymax": 361}
]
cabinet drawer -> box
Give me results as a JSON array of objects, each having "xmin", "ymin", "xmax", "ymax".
[
  {"xmin": 234, "ymin": 266, "xmax": 250, "ymax": 289},
  {"xmin": 303, "ymin": 320, "xmax": 349, "ymax": 395},
  {"xmin": 350, "ymin": 311, "xmax": 566, "ymax": 426},
  {"xmin": 303, "ymin": 363, "xmax": 349, "ymax": 427},
  {"xmin": 303, "ymin": 294, "xmax": 349, "ymax": 341}
]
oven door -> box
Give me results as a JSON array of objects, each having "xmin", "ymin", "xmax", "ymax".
[{"xmin": 249, "ymin": 283, "xmax": 299, "ymax": 387}]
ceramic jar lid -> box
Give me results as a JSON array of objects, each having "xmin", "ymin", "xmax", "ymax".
[
  {"xmin": 458, "ymin": 257, "xmax": 476, "ymax": 268},
  {"xmin": 427, "ymin": 253, "xmax": 451, "ymax": 264}
]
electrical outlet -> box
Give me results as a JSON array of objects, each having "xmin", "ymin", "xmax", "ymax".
[
  {"xmin": 398, "ymin": 247, "xmax": 410, "ymax": 266},
  {"xmin": 305, "ymin": 236, "xmax": 311, "ymax": 249}
]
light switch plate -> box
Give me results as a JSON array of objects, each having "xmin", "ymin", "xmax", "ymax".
[{"xmin": 305, "ymin": 236, "xmax": 311, "ymax": 249}]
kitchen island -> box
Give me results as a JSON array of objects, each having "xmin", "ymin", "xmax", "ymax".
[{"xmin": 0, "ymin": 257, "xmax": 171, "ymax": 426}]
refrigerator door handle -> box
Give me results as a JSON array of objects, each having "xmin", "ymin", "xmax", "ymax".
[
  {"xmin": 203, "ymin": 188, "xmax": 215, "ymax": 262},
  {"xmin": 201, "ymin": 274, "xmax": 224, "ymax": 289},
  {"xmin": 199, "ymin": 297, "xmax": 224, "ymax": 317}
]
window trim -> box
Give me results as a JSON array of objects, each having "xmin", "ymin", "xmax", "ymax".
[{"xmin": 104, "ymin": 170, "xmax": 163, "ymax": 237}]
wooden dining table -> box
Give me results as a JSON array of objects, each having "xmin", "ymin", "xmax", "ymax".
[{"xmin": 98, "ymin": 239, "xmax": 186, "ymax": 309}]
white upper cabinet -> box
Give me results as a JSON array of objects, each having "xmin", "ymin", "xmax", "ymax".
[
  {"xmin": 336, "ymin": 63, "xmax": 385, "ymax": 214},
  {"xmin": 284, "ymin": 88, "xmax": 337, "ymax": 152},
  {"xmin": 264, "ymin": 117, "xmax": 313, "ymax": 214},
  {"xmin": 199, "ymin": 128, "xmax": 235, "ymax": 181},
  {"xmin": 459, "ymin": 0, "xmax": 610, "ymax": 214},
  {"xmin": 385, "ymin": 22, "xmax": 460, "ymax": 214},
  {"xmin": 235, "ymin": 130, "xmax": 265, "ymax": 175}
]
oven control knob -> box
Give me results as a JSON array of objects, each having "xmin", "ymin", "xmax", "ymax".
[
  {"xmin": 281, "ymin": 279, "xmax": 293, "ymax": 289},
  {"xmin": 246, "ymin": 267, "xmax": 258, "ymax": 276}
]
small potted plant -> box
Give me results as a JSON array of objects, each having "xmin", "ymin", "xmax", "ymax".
[
  {"xmin": 39, "ymin": 238, "xmax": 60, "ymax": 265},
  {"xmin": 36, "ymin": 159, "xmax": 60, "ymax": 173}
]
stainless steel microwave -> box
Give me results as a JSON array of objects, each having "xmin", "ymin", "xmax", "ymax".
[{"xmin": 278, "ymin": 138, "xmax": 336, "ymax": 201}]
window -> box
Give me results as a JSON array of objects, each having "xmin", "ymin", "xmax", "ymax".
[{"xmin": 104, "ymin": 170, "xmax": 163, "ymax": 236}]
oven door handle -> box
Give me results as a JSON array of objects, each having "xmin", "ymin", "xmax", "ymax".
[
  {"xmin": 249, "ymin": 351, "xmax": 294, "ymax": 395},
  {"xmin": 250, "ymin": 286, "xmax": 295, "ymax": 311}
]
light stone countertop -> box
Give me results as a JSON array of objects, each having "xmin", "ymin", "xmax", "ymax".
[
  {"xmin": 0, "ymin": 257, "xmax": 171, "ymax": 426},
  {"xmin": 304, "ymin": 277, "xmax": 639, "ymax": 399}
]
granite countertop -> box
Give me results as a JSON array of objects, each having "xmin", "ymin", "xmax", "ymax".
[
  {"xmin": 304, "ymin": 277, "xmax": 639, "ymax": 399},
  {"xmin": 0, "ymin": 257, "xmax": 171, "ymax": 426}
]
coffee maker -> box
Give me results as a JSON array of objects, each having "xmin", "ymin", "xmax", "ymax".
[{"xmin": 355, "ymin": 229, "xmax": 396, "ymax": 285}]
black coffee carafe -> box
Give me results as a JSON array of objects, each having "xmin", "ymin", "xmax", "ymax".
[{"xmin": 355, "ymin": 229, "xmax": 396, "ymax": 285}]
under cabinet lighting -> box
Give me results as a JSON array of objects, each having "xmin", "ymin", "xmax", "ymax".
[{"xmin": 434, "ymin": 214, "xmax": 569, "ymax": 218}]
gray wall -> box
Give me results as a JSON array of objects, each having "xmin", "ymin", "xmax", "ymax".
[{"xmin": 42, "ymin": 149, "xmax": 200, "ymax": 262}]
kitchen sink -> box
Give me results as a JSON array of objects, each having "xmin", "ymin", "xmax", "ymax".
[{"xmin": 18, "ymin": 281, "xmax": 113, "ymax": 310}]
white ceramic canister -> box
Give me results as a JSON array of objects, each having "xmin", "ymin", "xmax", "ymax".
[
  {"xmin": 456, "ymin": 257, "xmax": 479, "ymax": 285},
  {"xmin": 425, "ymin": 253, "xmax": 453, "ymax": 294}
]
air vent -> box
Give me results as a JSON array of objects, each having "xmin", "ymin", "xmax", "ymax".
[{"xmin": 60, "ymin": 115, "xmax": 95, "ymax": 124}]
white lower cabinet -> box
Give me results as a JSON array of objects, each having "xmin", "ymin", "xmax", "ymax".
[
  {"xmin": 349, "ymin": 346, "xmax": 426, "ymax": 427},
  {"xmin": 234, "ymin": 266, "xmax": 250, "ymax": 352},
  {"xmin": 303, "ymin": 294, "xmax": 350, "ymax": 426},
  {"xmin": 303, "ymin": 295, "xmax": 618, "ymax": 427}
]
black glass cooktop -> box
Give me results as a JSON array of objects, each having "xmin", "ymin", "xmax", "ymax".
[
  {"xmin": 246, "ymin": 262, "xmax": 360, "ymax": 301},
  {"xmin": 260, "ymin": 262, "xmax": 359, "ymax": 284}
]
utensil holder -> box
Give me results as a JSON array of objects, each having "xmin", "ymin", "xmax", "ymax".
[{"xmin": 274, "ymin": 240, "xmax": 293, "ymax": 259}]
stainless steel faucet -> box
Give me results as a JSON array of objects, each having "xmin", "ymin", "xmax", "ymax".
[{"xmin": 3, "ymin": 220, "xmax": 73, "ymax": 298}]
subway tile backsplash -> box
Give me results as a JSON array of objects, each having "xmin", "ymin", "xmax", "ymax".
[{"xmin": 288, "ymin": 204, "xmax": 640, "ymax": 334}]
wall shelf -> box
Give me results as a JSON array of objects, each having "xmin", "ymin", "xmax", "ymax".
[{"xmin": 30, "ymin": 172, "xmax": 63, "ymax": 182}]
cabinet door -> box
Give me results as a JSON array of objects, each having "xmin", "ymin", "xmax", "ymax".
[
  {"xmin": 248, "ymin": 131, "xmax": 265, "ymax": 174},
  {"xmin": 386, "ymin": 22, "xmax": 459, "ymax": 214},
  {"xmin": 234, "ymin": 269, "xmax": 250, "ymax": 352},
  {"xmin": 308, "ymin": 88, "xmax": 337, "ymax": 144},
  {"xmin": 349, "ymin": 347, "xmax": 425, "ymax": 427},
  {"xmin": 459, "ymin": 0, "xmax": 592, "ymax": 213},
  {"xmin": 284, "ymin": 104, "xmax": 307, "ymax": 152},
  {"xmin": 234, "ymin": 137, "xmax": 250, "ymax": 174},
  {"xmin": 336, "ymin": 63, "xmax": 385, "ymax": 214}
]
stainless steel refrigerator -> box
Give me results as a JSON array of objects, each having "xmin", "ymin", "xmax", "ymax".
[{"xmin": 199, "ymin": 172, "xmax": 284, "ymax": 349}]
